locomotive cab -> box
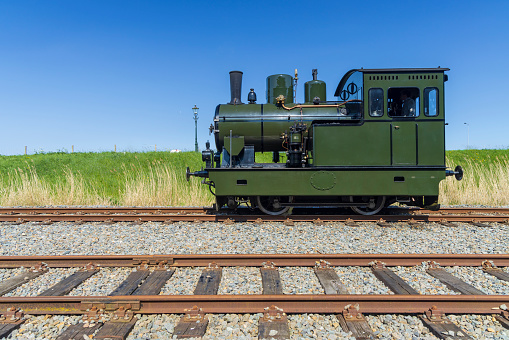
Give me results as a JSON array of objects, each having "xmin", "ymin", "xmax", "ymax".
[{"xmin": 188, "ymin": 68, "xmax": 462, "ymax": 215}]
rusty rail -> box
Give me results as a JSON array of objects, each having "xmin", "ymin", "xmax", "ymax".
[
  {"xmin": 0, "ymin": 213, "xmax": 507, "ymax": 223},
  {"xmin": 1, "ymin": 254, "xmax": 509, "ymax": 268},
  {"xmin": 0, "ymin": 207, "xmax": 208, "ymax": 215},
  {"xmin": 1, "ymin": 294, "xmax": 509, "ymax": 315},
  {"xmin": 0, "ymin": 206, "xmax": 508, "ymax": 216}
]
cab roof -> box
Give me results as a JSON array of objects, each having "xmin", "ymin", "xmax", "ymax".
[
  {"xmin": 354, "ymin": 67, "xmax": 449, "ymax": 73},
  {"xmin": 334, "ymin": 67, "xmax": 450, "ymax": 97}
]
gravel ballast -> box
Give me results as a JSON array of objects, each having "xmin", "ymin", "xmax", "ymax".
[{"xmin": 1, "ymin": 219, "xmax": 509, "ymax": 338}]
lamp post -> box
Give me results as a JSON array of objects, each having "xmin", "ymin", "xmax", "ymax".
[
  {"xmin": 463, "ymin": 122, "xmax": 469, "ymax": 149},
  {"xmin": 193, "ymin": 105, "xmax": 199, "ymax": 152}
]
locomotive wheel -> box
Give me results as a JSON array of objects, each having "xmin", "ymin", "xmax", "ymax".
[
  {"xmin": 256, "ymin": 196, "xmax": 291, "ymax": 216},
  {"xmin": 351, "ymin": 196, "xmax": 386, "ymax": 215}
]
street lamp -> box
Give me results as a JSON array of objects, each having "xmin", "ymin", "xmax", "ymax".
[
  {"xmin": 193, "ymin": 105, "xmax": 199, "ymax": 152},
  {"xmin": 463, "ymin": 122, "xmax": 469, "ymax": 149}
]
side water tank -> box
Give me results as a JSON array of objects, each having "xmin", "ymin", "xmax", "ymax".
[
  {"xmin": 266, "ymin": 74, "xmax": 293, "ymax": 105},
  {"xmin": 304, "ymin": 69, "xmax": 326, "ymax": 103}
]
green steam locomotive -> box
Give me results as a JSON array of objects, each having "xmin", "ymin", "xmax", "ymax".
[{"xmin": 187, "ymin": 68, "xmax": 463, "ymax": 215}]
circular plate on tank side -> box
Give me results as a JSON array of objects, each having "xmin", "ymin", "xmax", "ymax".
[{"xmin": 310, "ymin": 171, "xmax": 336, "ymax": 190}]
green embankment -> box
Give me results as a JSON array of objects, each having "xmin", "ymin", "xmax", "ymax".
[{"xmin": 0, "ymin": 149, "xmax": 507, "ymax": 206}]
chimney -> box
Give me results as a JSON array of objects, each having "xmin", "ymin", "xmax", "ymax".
[{"xmin": 229, "ymin": 71, "xmax": 243, "ymax": 104}]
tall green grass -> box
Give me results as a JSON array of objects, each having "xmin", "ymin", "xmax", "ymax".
[
  {"xmin": 0, "ymin": 152, "xmax": 211, "ymax": 206},
  {"xmin": 0, "ymin": 149, "xmax": 507, "ymax": 206},
  {"xmin": 441, "ymin": 150, "xmax": 509, "ymax": 206}
]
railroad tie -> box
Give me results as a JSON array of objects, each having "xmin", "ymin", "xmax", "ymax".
[
  {"xmin": 260, "ymin": 262, "xmax": 283, "ymax": 295},
  {"xmin": 174, "ymin": 263, "xmax": 222, "ymax": 338},
  {"xmin": 429, "ymin": 261, "xmax": 509, "ymax": 331},
  {"xmin": 420, "ymin": 307, "xmax": 472, "ymax": 339},
  {"xmin": 370, "ymin": 261, "xmax": 419, "ymax": 295},
  {"xmin": 371, "ymin": 261, "xmax": 471, "ymax": 339},
  {"xmin": 108, "ymin": 269, "xmax": 150, "ymax": 296},
  {"xmin": 193, "ymin": 263, "xmax": 222, "ymax": 295},
  {"xmin": 38, "ymin": 264, "xmax": 98, "ymax": 296},
  {"xmin": 173, "ymin": 306, "xmax": 209, "ymax": 339},
  {"xmin": 426, "ymin": 267, "xmax": 485, "ymax": 295},
  {"xmin": 258, "ymin": 305, "xmax": 289, "ymax": 340},
  {"xmin": 56, "ymin": 322, "xmax": 102, "ymax": 340},
  {"xmin": 67, "ymin": 265, "xmax": 173, "ymax": 340},
  {"xmin": 258, "ymin": 262, "xmax": 289, "ymax": 339},
  {"xmin": 131, "ymin": 268, "xmax": 175, "ymax": 295},
  {"xmin": 313, "ymin": 260, "xmax": 374, "ymax": 339},
  {"xmin": 93, "ymin": 318, "xmax": 137, "ymax": 340},
  {"xmin": 313, "ymin": 260, "xmax": 349, "ymax": 295},
  {"xmin": 482, "ymin": 260, "xmax": 509, "ymax": 283},
  {"xmin": 0, "ymin": 264, "xmax": 47, "ymax": 296}
]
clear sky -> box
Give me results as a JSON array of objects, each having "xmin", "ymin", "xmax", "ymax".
[{"xmin": 0, "ymin": 0, "xmax": 508, "ymax": 155}]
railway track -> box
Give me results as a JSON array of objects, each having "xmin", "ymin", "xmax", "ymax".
[
  {"xmin": 0, "ymin": 206, "xmax": 508, "ymax": 224},
  {"xmin": 1, "ymin": 254, "xmax": 509, "ymax": 339}
]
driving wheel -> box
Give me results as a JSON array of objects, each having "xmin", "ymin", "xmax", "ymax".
[
  {"xmin": 256, "ymin": 196, "xmax": 291, "ymax": 215},
  {"xmin": 351, "ymin": 196, "xmax": 386, "ymax": 215}
]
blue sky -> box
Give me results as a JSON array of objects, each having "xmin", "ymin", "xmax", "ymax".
[{"xmin": 0, "ymin": 0, "xmax": 508, "ymax": 155}]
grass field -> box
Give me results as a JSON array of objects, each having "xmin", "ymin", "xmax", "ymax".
[{"xmin": 0, "ymin": 149, "xmax": 507, "ymax": 206}]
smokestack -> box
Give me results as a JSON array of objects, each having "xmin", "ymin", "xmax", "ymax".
[
  {"xmin": 312, "ymin": 69, "xmax": 318, "ymax": 80},
  {"xmin": 229, "ymin": 71, "xmax": 243, "ymax": 104}
]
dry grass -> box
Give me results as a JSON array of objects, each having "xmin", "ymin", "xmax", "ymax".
[
  {"xmin": 0, "ymin": 164, "xmax": 212, "ymax": 207},
  {"xmin": 0, "ymin": 167, "xmax": 109, "ymax": 206},
  {"xmin": 440, "ymin": 156, "xmax": 509, "ymax": 206},
  {"xmin": 120, "ymin": 163, "xmax": 212, "ymax": 206}
]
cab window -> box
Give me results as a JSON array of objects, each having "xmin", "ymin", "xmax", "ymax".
[
  {"xmin": 368, "ymin": 88, "xmax": 383, "ymax": 117},
  {"xmin": 338, "ymin": 71, "xmax": 363, "ymax": 101},
  {"xmin": 387, "ymin": 87, "xmax": 419, "ymax": 117},
  {"xmin": 424, "ymin": 87, "xmax": 438, "ymax": 116}
]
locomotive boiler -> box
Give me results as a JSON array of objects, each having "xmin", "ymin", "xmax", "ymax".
[{"xmin": 187, "ymin": 68, "xmax": 463, "ymax": 215}]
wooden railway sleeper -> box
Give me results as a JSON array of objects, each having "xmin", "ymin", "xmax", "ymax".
[
  {"xmin": 420, "ymin": 306, "xmax": 471, "ymax": 339},
  {"xmin": 173, "ymin": 305, "xmax": 209, "ymax": 338}
]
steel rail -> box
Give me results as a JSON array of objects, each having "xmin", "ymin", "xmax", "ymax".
[
  {"xmin": 0, "ymin": 214, "xmax": 507, "ymax": 223},
  {"xmin": 0, "ymin": 207, "xmax": 208, "ymax": 215},
  {"xmin": 1, "ymin": 295, "xmax": 509, "ymax": 315},
  {"xmin": 1, "ymin": 254, "xmax": 509, "ymax": 268},
  {"xmin": 1, "ymin": 206, "xmax": 509, "ymax": 216}
]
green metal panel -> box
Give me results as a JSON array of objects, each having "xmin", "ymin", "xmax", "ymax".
[
  {"xmin": 224, "ymin": 136, "xmax": 244, "ymax": 156},
  {"xmin": 417, "ymin": 121, "xmax": 445, "ymax": 165},
  {"xmin": 391, "ymin": 122, "xmax": 416, "ymax": 165},
  {"xmin": 313, "ymin": 124, "xmax": 390, "ymax": 166},
  {"xmin": 209, "ymin": 168, "xmax": 444, "ymax": 196}
]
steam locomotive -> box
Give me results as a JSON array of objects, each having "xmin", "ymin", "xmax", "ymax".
[{"xmin": 187, "ymin": 68, "xmax": 462, "ymax": 215}]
